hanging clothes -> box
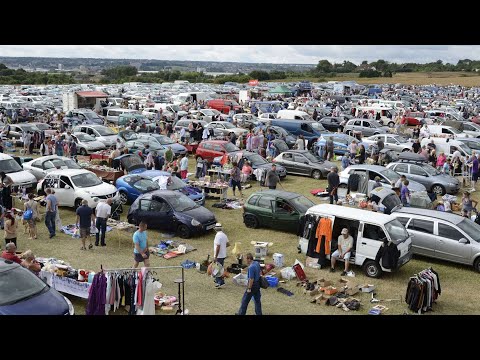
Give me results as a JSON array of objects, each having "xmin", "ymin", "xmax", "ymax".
[
  {"xmin": 137, "ymin": 278, "xmax": 162, "ymax": 315},
  {"xmin": 405, "ymin": 268, "xmax": 440, "ymax": 313},
  {"xmin": 375, "ymin": 240, "xmax": 401, "ymax": 269},
  {"xmin": 347, "ymin": 173, "xmax": 360, "ymax": 193},
  {"xmin": 86, "ymin": 272, "xmax": 107, "ymax": 315},
  {"xmin": 315, "ymin": 218, "xmax": 332, "ymax": 255}
]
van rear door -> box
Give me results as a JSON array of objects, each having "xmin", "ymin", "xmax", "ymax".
[{"xmin": 384, "ymin": 219, "xmax": 412, "ymax": 268}]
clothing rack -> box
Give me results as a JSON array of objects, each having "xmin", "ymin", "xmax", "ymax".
[{"xmin": 100, "ymin": 265, "xmax": 186, "ymax": 314}]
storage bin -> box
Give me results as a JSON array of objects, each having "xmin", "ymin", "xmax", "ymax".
[{"xmin": 265, "ymin": 276, "xmax": 279, "ymax": 287}]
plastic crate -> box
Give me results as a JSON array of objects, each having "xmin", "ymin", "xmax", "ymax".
[
  {"xmin": 233, "ymin": 273, "xmax": 248, "ymax": 287},
  {"xmin": 265, "ymin": 276, "xmax": 279, "ymax": 287}
]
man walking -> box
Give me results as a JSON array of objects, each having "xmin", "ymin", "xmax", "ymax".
[
  {"xmin": 213, "ymin": 223, "xmax": 229, "ymax": 289},
  {"xmin": 133, "ymin": 221, "xmax": 150, "ymax": 268},
  {"xmin": 236, "ymin": 253, "xmax": 262, "ymax": 315},
  {"xmin": 76, "ymin": 199, "xmax": 95, "ymax": 250},
  {"xmin": 179, "ymin": 154, "xmax": 189, "ymax": 179},
  {"xmin": 327, "ymin": 166, "xmax": 340, "ymax": 205},
  {"xmin": 95, "ymin": 198, "xmax": 112, "ymax": 246},
  {"xmin": 44, "ymin": 188, "xmax": 58, "ymax": 238},
  {"xmin": 265, "ymin": 164, "xmax": 280, "ymax": 190}
]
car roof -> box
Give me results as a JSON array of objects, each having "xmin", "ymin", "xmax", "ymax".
[
  {"xmin": 137, "ymin": 189, "xmax": 184, "ymax": 200},
  {"xmin": 394, "ymin": 207, "xmax": 465, "ymax": 225},
  {"xmin": 201, "ymin": 140, "xmax": 229, "ymax": 144},
  {"xmin": 283, "ymin": 150, "xmax": 310, "ymax": 155},
  {"xmin": 46, "ymin": 169, "xmax": 93, "ymax": 176},
  {"xmin": 250, "ymin": 190, "xmax": 302, "ymax": 200},
  {"xmin": 307, "ymin": 204, "xmax": 393, "ymax": 225},
  {"xmin": 0, "ymin": 257, "xmax": 21, "ymax": 273},
  {"xmin": 345, "ymin": 164, "xmax": 389, "ymax": 172}
]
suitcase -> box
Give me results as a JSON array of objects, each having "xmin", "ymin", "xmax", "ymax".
[{"xmin": 292, "ymin": 263, "xmax": 307, "ymax": 281}]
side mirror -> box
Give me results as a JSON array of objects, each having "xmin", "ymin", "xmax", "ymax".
[{"xmin": 459, "ymin": 238, "xmax": 470, "ymax": 244}]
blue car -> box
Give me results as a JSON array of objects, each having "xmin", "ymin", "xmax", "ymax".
[
  {"xmin": 316, "ymin": 133, "xmax": 359, "ymax": 155},
  {"xmin": 115, "ymin": 174, "xmax": 160, "ymax": 205},
  {"xmin": 127, "ymin": 190, "xmax": 216, "ymax": 238},
  {"xmin": 138, "ymin": 134, "xmax": 188, "ymax": 156},
  {"xmin": 148, "ymin": 170, "xmax": 205, "ymax": 206},
  {"xmin": 0, "ymin": 258, "xmax": 74, "ymax": 315}
]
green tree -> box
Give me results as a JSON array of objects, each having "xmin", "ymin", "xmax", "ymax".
[
  {"xmin": 248, "ymin": 70, "xmax": 270, "ymax": 81},
  {"xmin": 316, "ymin": 59, "xmax": 333, "ymax": 73}
]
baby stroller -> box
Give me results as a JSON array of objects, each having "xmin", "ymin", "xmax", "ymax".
[{"xmin": 110, "ymin": 199, "xmax": 123, "ymax": 221}]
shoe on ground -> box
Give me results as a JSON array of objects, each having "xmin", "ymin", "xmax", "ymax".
[
  {"xmin": 49, "ymin": 234, "xmax": 55, "ymax": 239},
  {"xmin": 329, "ymin": 268, "xmax": 335, "ymax": 273},
  {"xmin": 215, "ymin": 283, "xmax": 226, "ymax": 289},
  {"xmin": 341, "ymin": 271, "xmax": 347, "ymax": 276},
  {"xmin": 80, "ymin": 247, "xmax": 86, "ymax": 250},
  {"xmin": 101, "ymin": 244, "xmax": 106, "ymax": 247},
  {"xmin": 88, "ymin": 244, "xmax": 93, "ymax": 249}
]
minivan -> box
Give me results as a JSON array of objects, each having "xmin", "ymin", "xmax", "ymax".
[
  {"xmin": 266, "ymin": 119, "xmax": 321, "ymax": 144},
  {"xmin": 276, "ymin": 109, "xmax": 313, "ymax": 121},
  {"xmin": 426, "ymin": 125, "xmax": 468, "ymax": 139},
  {"xmin": 420, "ymin": 137, "xmax": 472, "ymax": 159},
  {"xmin": 300, "ymin": 204, "xmax": 413, "ymax": 277},
  {"xmin": 106, "ymin": 108, "xmax": 139, "ymax": 125},
  {"xmin": 391, "ymin": 207, "xmax": 480, "ymax": 272}
]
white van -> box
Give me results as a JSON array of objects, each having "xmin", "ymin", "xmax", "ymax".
[
  {"xmin": 276, "ymin": 109, "xmax": 313, "ymax": 121},
  {"xmin": 426, "ymin": 124, "xmax": 468, "ymax": 139},
  {"xmin": 354, "ymin": 106, "xmax": 396, "ymax": 127},
  {"xmin": 105, "ymin": 108, "xmax": 139, "ymax": 125},
  {"xmin": 299, "ymin": 204, "xmax": 413, "ymax": 278},
  {"xmin": 420, "ymin": 137, "xmax": 472, "ymax": 159}
]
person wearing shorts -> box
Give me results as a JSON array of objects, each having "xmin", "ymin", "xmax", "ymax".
[
  {"xmin": 133, "ymin": 221, "xmax": 150, "ymax": 268},
  {"xmin": 76, "ymin": 199, "xmax": 95, "ymax": 250},
  {"xmin": 230, "ymin": 161, "xmax": 243, "ymax": 198},
  {"xmin": 330, "ymin": 228, "xmax": 353, "ymax": 276}
]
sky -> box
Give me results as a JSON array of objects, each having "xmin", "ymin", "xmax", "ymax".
[{"xmin": 1, "ymin": 45, "xmax": 479, "ymax": 65}]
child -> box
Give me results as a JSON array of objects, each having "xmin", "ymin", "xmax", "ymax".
[
  {"xmin": 443, "ymin": 159, "xmax": 451, "ymax": 175},
  {"xmin": 400, "ymin": 180, "xmax": 411, "ymax": 207}
]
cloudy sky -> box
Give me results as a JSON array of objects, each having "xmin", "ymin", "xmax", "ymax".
[{"xmin": 1, "ymin": 45, "xmax": 479, "ymax": 64}]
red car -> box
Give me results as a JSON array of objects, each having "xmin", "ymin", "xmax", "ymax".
[
  {"xmin": 195, "ymin": 140, "xmax": 240, "ymax": 162},
  {"xmin": 402, "ymin": 111, "xmax": 425, "ymax": 126},
  {"xmin": 207, "ymin": 99, "xmax": 242, "ymax": 114}
]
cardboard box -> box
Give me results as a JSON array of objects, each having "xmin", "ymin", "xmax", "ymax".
[
  {"xmin": 303, "ymin": 287, "xmax": 319, "ymax": 296},
  {"xmin": 313, "ymin": 294, "xmax": 331, "ymax": 304},
  {"xmin": 317, "ymin": 278, "xmax": 332, "ymax": 287},
  {"xmin": 360, "ymin": 284, "xmax": 375, "ymax": 293},
  {"xmin": 324, "ymin": 286, "xmax": 338, "ymax": 295},
  {"xmin": 253, "ymin": 242, "xmax": 269, "ymax": 257},
  {"xmin": 345, "ymin": 286, "xmax": 359, "ymax": 296},
  {"xmin": 306, "ymin": 256, "xmax": 321, "ymax": 269}
]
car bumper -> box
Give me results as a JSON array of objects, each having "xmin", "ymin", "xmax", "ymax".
[{"xmin": 446, "ymin": 184, "xmax": 461, "ymax": 194}]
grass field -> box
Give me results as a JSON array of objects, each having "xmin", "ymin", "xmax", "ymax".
[
  {"xmin": 275, "ymin": 72, "xmax": 480, "ymax": 86},
  {"xmin": 10, "ymin": 152, "xmax": 480, "ymax": 315}
]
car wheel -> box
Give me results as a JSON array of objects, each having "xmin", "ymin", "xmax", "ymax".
[
  {"xmin": 119, "ymin": 191, "xmax": 129, "ymax": 205},
  {"xmin": 79, "ymin": 147, "xmax": 87, "ymax": 156},
  {"xmin": 402, "ymin": 148, "xmax": 410, "ymax": 152},
  {"xmin": 474, "ymin": 257, "xmax": 480, "ymax": 273},
  {"xmin": 244, "ymin": 214, "xmax": 259, "ymax": 229},
  {"xmin": 374, "ymin": 132, "xmax": 380, "ymax": 135},
  {"xmin": 363, "ymin": 260, "xmax": 383, "ymax": 278},
  {"xmin": 177, "ymin": 224, "xmax": 191, "ymax": 239},
  {"xmin": 388, "ymin": 122, "xmax": 395, "ymax": 128},
  {"xmin": 431, "ymin": 184, "xmax": 446, "ymax": 196},
  {"xmin": 312, "ymin": 170, "xmax": 322, "ymax": 180},
  {"xmin": 74, "ymin": 198, "xmax": 82, "ymax": 210}
]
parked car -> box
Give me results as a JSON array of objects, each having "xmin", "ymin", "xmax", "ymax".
[
  {"xmin": 402, "ymin": 111, "xmax": 425, "ymax": 126},
  {"xmin": 30, "ymin": 122, "xmax": 56, "ymax": 138},
  {"xmin": 37, "ymin": 169, "xmax": 119, "ymax": 208},
  {"xmin": 124, "ymin": 138, "xmax": 165, "ymax": 156},
  {"xmin": 318, "ymin": 116, "xmax": 345, "ymax": 132},
  {"xmin": 391, "ymin": 207, "xmax": 480, "ymax": 272},
  {"xmin": 71, "ymin": 132, "xmax": 106, "ymax": 155},
  {"xmin": 259, "ymin": 125, "xmax": 297, "ymax": 149},
  {"xmin": 136, "ymin": 134, "xmax": 187, "ymax": 156},
  {"xmin": 22, "ymin": 155, "xmax": 82, "ymax": 180},
  {"xmin": 150, "ymin": 172, "xmax": 205, "ymax": 205},
  {"xmin": 205, "ymin": 121, "xmax": 248, "ymax": 137},
  {"xmin": 195, "ymin": 140, "xmax": 240, "ymax": 162},
  {"xmin": 315, "ymin": 134, "xmax": 350, "ymax": 155},
  {"xmin": 386, "ymin": 156, "xmax": 460, "ymax": 195},
  {"xmin": 72, "ymin": 125, "xmax": 117, "ymax": 148},
  {"xmin": 461, "ymin": 122, "xmax": 480, "ymax": 138},
  {"xmin": 127, "ymin": 190, "xmax": 216, "ymax": 238},
  {"xmin": 243, "ymin": 190, "xmax": 315, "ymax": 232},
  {"xmin": 0, "ymin": 123, "xmax": 41, "ymax": 145},
  {"xmin": 344, "ymin": 119, "xmax": 389, "ymax": 137},
  {"xmin": 0, "ymin": 258, "xmax": 74, "ymax": 315},
  {"xmin": 64, "ymin": 109, "xmax": 104, "ymax": 125},
  {"xmin": 362, "ymin": 134, "xmax": 413, "ymax": 153},
  {"xmin": 232, "ymin": 113, "xmax": 261, "ymax": 128},
  {"xmin": 0, "ymin": 153, "xmax": 37, "ymax": 189},
  {"xmin": 215, "ymin": 151, "xmax": 287, "ymax": 179},
  {"xmin": 273, "ymin": 150, "xmax": 334, "ymax": 179},
  {"xmin": 115, "ymin": 174, "xmax": 160, "ymax": 204},
  {"xmin": 339, "ymin": 164, "xmax": 426, "ymax": 194}
]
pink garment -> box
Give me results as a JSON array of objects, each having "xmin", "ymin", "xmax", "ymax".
[{"xmin": 436, "ymin": 154, "xmax": 446, "ymax": 167}]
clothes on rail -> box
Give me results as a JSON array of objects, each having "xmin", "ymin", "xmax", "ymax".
[
  {"xmin": 405, "ymin": 268, "xmax": 441, "ymax": 313},
  {"xmin": 374, "ymin": 239, "xmax": 401, "ymax": 269},
  {"xmin": 315, "ymin": 217, "xmax": 332, "ymax": 255},
  {"xmin": 302, "ymin": 214, "xmax": 329, "ymax": 267}
]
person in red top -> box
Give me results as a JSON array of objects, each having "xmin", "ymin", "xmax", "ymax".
[{"xmin": 1, "ymin": 242, "xmax": 22, "ymax": 264}]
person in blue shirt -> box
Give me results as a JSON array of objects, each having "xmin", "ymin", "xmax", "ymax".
[
  {"xmin": 236, "ymin": 253, "xmax": 262, "ymax": 315},
  {"xmin": 133, "ymin": 221, "xmax": 150, "ymax": 268}
]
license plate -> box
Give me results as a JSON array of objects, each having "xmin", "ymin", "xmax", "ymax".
[{"xmin": 206, "ymin": 224, "xmax": 215, "ymax": 230}]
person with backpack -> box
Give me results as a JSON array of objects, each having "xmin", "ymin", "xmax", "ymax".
[{"xmin": 23, "ymin": 193, "xmax": 38, "ymax": 240}]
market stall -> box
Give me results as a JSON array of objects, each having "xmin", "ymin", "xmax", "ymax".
[
  {"xmin": 189, "ymin": 179, "xmax": 229, "ymax": 200},
  {"xmin": 90, "ymin": 150, "xmax": 112, "ymax": 164},
  {"xmin": 79, "ymin": 161, "xmax": 124, "ymax": 182}
]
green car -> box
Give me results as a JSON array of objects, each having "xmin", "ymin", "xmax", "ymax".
[{"xmin": 243, "ymin": 190, "xmax": 316, "ymax": 233}]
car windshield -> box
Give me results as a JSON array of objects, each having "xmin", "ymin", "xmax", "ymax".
[
  {"xmin": 223, "ymin": 143, "xmax": 239, "ymax": 152},
  {"xmin": 422, "ymin": 164, "xmax": 440, "ymax": 176},
  {"xmin": 202, "ymin": 109, "xmax": 214, "ymax": 116},
  {"xmin": 380, "ymin": 168, "xmax": 400, "ymax": 182},
  {"xmin": 83, "ymin": 111, "xmax": 101, "ymax": 121},
  {"xmin": 33, "ymin": 123, "xmax": 49, "ymax": 130},
  {"xmin": 170, "ymin": 105, "xmax": 181, "ymax": 112},
  {"xmin": 247, "ymin": 154, "xmax": 268, "ymax": 165},
  {"xmin": 164, "ymin": 175, "xmax": 186, "ymax": 191},
  {"xmin": 457, "ymin": 219, "xmax": 480, "ymax": 242},
  {"xmin": 63, "ymin": 159, "xmax": 82, "ymax": 169},
  {"xmin": 0, "ymin": 267, "xmax": 47, "ymax": 306},
  {"xmin": 311, "ymin": 123, "xmax": 326, "ymax": 131},
  {"xmin": 0, "ymin": 159, "xmax": 23, "ymax": 173},
  {"xmin": 166, "ymin": 194, "xmax": 198, "ymax": 212},
  {"xmin": 20, "ymin": 125, "xmax": 39, "ymax": 132},
  {"xmin": 157, "ymin": 135, "xmax": 175, "ymax": 145},
  {"xmin": 303, "ymin": 152, "xmax": 321, "ymax": 162},
  {"xmin": 137, "ymin": 140, "xmax": 163, "ymax": 151},
  {"xmin": 71, "ymin": 173, "xmax": 103, "ymax": 187},
  {"xmin": 122, "ymin": 131, "xmax": 138, "ymax": 141},
  {"xmin": 95, "ymin": 127, "xmax": 116, "ymax": 136},
  {"xmin": 290, "ymin": 195, "xmax": 315, "ymax": 213},
  {"xmin": 385, "ymin": 219, "xmax": 409, "ymax": 244},
  {"xmin": 459, "ymin": 144, "xmax": 472, "ymax": 156},
  {"xmin": 133, "ymin": 179, "xmax": 159, "ymax": 192},
  {"xmin": 75, "ymin": 133, "xmax": 95, "ymax": 142}
]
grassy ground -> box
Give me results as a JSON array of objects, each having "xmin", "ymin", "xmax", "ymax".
[
  {"xmin": 273, "ymin": 72, "xmax": 480, "ymax": 86},
  {"xmin": 11, "ymin": 151, "xmax": 480, "ymax": 315}
]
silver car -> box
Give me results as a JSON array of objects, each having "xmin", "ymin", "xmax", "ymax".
[
  {"xmin": 362, "ymin": 134, "xmax": 413, "ymax": 153},
  {"xmin": 71, "ymin": 132, "xmax": 106, "ymax": 155},
  {"xmin": 22, "ymin": 155, "xmax": 82, "ymax": 180},
  {"xmin": 72, "ymin": 125, "xmax": 117, "ymax": 148},
  {"xmin": 391, "ymin": 208, "xmax": 480, "ymax": 272},
  {"xmin": 344, "ymin": 118, "xmax": 389, "ymax": 137},
  {"xmin": 206, "ymin": 121, "xmax": 248, "ymax": 137}
]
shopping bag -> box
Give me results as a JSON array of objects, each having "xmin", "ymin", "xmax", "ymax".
[
  {"xmin": 90, "ymin": 224, "xmax": 99, "ymax": 234},
  {"xmin": 72, "ymin": 228, "xmax": 80, "ymax": 239}
]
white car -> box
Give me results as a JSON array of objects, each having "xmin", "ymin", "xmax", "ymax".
[
  {"xmin": 22, "ymin": 155, "xmax": 82, "ymax": 180},
  {"xmin": 71, "ymin": 125, "xmax": 117, "ymax": 148},
  {"xmin": 37, "ymin": 169, "xmax": 119, "ymax": 209},
  {"xmin": 0, "ymin": 153, "xmax": 37, "ymax": 189},
  {"xmin": 461, "ymin": 122, "xmax": 480, "ymax": 138},
  {"xmin": 205, "ymin": 121, "xmax": 248, "ymax": 137},
  {"xmin": 71, "ymin": 132, "xmax": 106, "ymax": 155},
  {"xmin": 141, "ymin": 108, "xmax": 159, "ymax": 120}
]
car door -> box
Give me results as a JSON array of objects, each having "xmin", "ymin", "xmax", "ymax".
[
  {"xmin": 279, "ymin": 152, "xmax": 296, "ymax": 173},
  {"xmin": 273, "ymin": 198, "xmax": 298, "ymax": 232},
  {"xmin": 293, "ymin": 154, "xmax": 310, "ymax": 175},
  {"xmin": 255, "ymin": 195, "xmax": 274, "ymax": 228},
  {"xmin": 385, "ymin": 136, "xmax": 400, "ymax": 152},
  {"xmin": 213, "ymin": 145, "xmax": 226, "ymax": 159},
  {"xmin": 362, "ymin": 120, "xmax": 373, "ymax": 136},
  {"xmin": 409, "ymin": 164, "xmax": 429, "ymax": 188},
  {"xmin": 434, "ymin": 222, "xmax": 471, "ymax": 264},
  {"xmin": 367, "ymin": 170, "xmax": 390, "ymax": 193},
  {"xmin": 146, "ymin": 199, "xmax": 174, "ymax": 230},
  {"xmin": 54, "ymin": 175, "xmax": 76, "ymax": 207},
  {"xmin": 358, "ymin": 222, "xmax": 388, "ymax": 265},
  {"xmin": 406, "ymin": 218, "xmax": 436, "ymax": 257},
  {"xmin": 28, "ymin": 160, "xmax": 46, "ymax": 180}
]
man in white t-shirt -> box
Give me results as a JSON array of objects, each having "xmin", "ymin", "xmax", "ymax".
[
  {"xmin": 330, "ymin": 228, "xmax": 353, "ymax": 276},
  {"xmin": 213, "ymin": 223, "xmax": 229, "ymax": 289}
]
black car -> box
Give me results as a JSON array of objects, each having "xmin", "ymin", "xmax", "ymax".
[
  {"xmin": 266, "ymin": 126, "xmax": 297, "ymax": 149},
  {"xmin": 318, "ymin": 117, "xmax": 345, "ymax": 132},
  {"xmin": 242, "ymin": 151, "xmax": 287, "ymax": 179},
  {"xmin": 273, "ymin": 150, "xmax": 334, "ymax": 179},
  {"xmin": 127, "ymin": 190, "xmax": 216, "ymax": 238}
]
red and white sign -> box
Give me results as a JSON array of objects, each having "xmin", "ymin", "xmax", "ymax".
[{"xmin": 248, "ymin": 79, "xmax": 259, "ymax": 86}]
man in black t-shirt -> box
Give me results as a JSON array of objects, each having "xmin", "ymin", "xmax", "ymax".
[
  {"xmin": 76, "ymin": 199, "xmax": 95, "ymax": 250},
  {"xmin": 412, "ymin": 139, "xmax": 421, "ymax": 153}
]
